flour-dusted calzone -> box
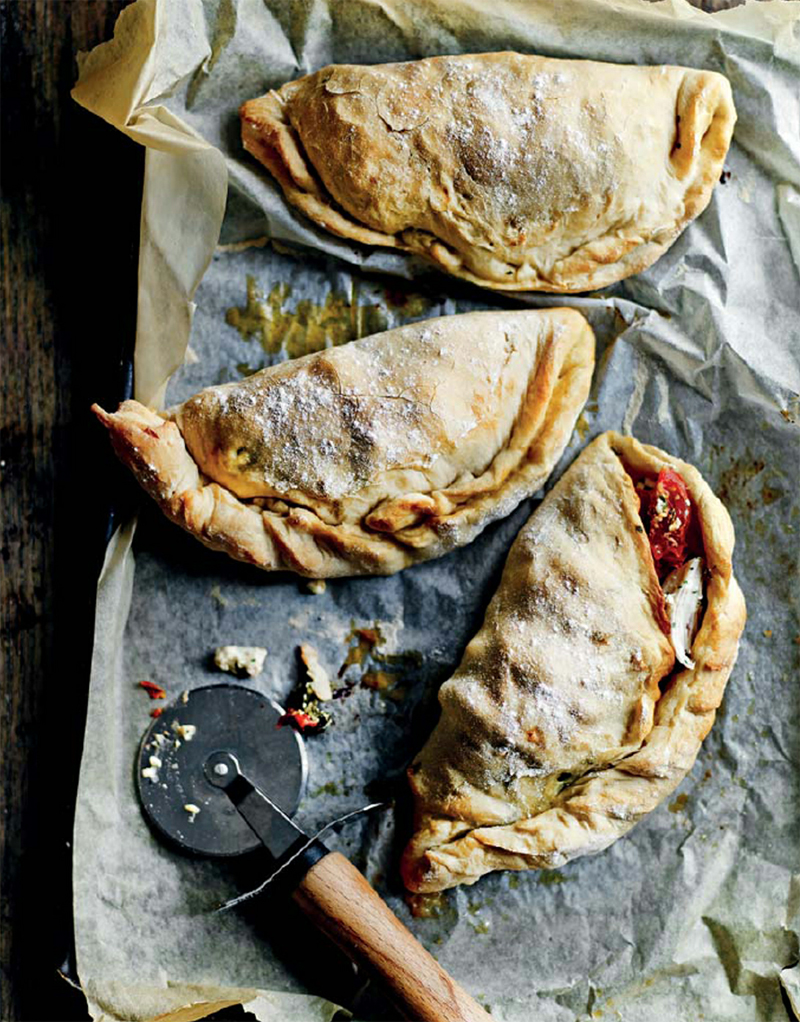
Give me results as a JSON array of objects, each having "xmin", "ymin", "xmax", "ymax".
[
  {"xmin": 402, "ymin": 432, "xmax": 745, "ymax": 892},
  {"xmin": 92, "ymin": 310, "xmax": 594, "ymax": 577},
  {"xmin": 241, "ymin": 53, "xmax": 736, "ymax": 293}
]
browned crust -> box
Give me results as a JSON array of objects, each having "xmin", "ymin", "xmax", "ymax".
[
  {"xmin": 240, "ymin": 56, "xmax": 736, "ymax": 294},
  {"xmin": 92, "ymin": 311, "xmax": 594, "ymax": 578},
  {"xmin": 401, "ymin": 431, "xmax": 746, "ymax": 892}
]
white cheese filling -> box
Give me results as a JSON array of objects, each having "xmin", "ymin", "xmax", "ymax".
[
  {"xmin": 213, "ymin": 645, "xmax": 268, "ymax": 677},
  {"xmin": 662, "ymin": 556, "xmax": 705, "ymax": 670}
]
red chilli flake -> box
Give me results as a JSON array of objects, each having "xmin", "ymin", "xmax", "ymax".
[
  {"xmin": 277, "ymin": 708, "xmax": 324, "ymax": 735},
  {"xmin": 138, "ymin": 680, "xmax": 166, "ymax": 700},
  {"xmin": 150, "ymin": 707, "xmax": 164, "ymax": 718},
  {"xmin": 638, "ymin": 468, "xmax": 694, "ymax": 577}
]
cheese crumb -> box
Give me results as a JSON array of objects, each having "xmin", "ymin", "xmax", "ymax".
[
  {"xmin": 184, "ymin": 804, "xmax": 201, "ymax": 822},
  {"xmin": 306, "ymin": 580, "xmax": 326, "ymax": 596},
  {"xmin": 300, "ymin": 644, "xmax": 333, "ymax": 701},
  {"xmin": 149, "ymin": 755, "xmax": 162, "ymax": 769},
  {"xmin": 663, "ymin": 557, "xmax": 704, "ymax": 669},
  {"xmin": 213, "ymin": 645, "xmax": 268, "ymax": 678},
  {"xmin": 142, "ymin": 766, "xmax": 159, "ymax": 782},
  {"xmin": 172, "ymin": 722, "xmax": 197, "ymax": 742}
]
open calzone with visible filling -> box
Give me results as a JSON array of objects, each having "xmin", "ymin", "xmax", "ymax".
[
  {"xmin": 402, "ymin": 431, "xmax": 746, "ymax": 892},
  {"xmin": 92, "ymin": 309, "xmax": 594, "ymax": 577},
  {"xmin": 241, "ymin": 53, "xmax": 736, "ymax": 293}
]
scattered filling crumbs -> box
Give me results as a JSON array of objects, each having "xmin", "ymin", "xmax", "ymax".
[
  {"xmin": 172, "ymin": 722, "xmax": 197, "ymax": 742},
  {"xmin": 181, "ymin": 690, "xmax": 189, "ymax": 704},
  {"xmin": 277, "ymin": 644, "xmax": 338, "ymax": 734},
  {"xmin": 362, "ymin": 669, "xmax": 393, "ymax": 692},
  {"xmin": 763, "ymin": 629, "xmax": 773, "ymax": 638},
  {"xmin": 214, "ymin": 645, "xmax": 268, "ymax": 678},
  {"xmin": 538, "ymin": 870, "xmax": 569, "ymax": 886},
  {"xmin": 362, "ymin": 670, "xmax": 406, "ymax": 701},
  {"xmin": 184, "ymin": 804, "xmax": 201, "ymax": 823},
  {"xmin": 300, "ymin": 644, "xmax": 333, "ymax": 701},
  {"xmin": 277, "ymin": 706, "xmax": 330, "ymax": 735},
  {"xmin": 306, "ymin": 579, "xmax": 326, "ymax": 595},
  {"xmin": 138, "ymin": 680, "xmax": 166, "ymax": 700},
  {"xmin": 280, "ymin": 622, "xmax": 423, "ymax": 733},
  {"xmin": 338, "ymin": 622, "xmax": 420, "ymax": 699},
  {"xmin": 339, "ymin": 626, "xmax": 382, "ymax": 676},
  {"xmin": 405, "ymin": 891, "xmax": 448, "ymax": 919}
]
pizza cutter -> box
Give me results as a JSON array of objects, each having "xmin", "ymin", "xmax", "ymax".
[{"xmin": 137, "ymin": 684, "xmax": 490, "ymax": 1022}]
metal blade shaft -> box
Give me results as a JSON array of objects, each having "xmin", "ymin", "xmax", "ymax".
[{"xmin": 204, "ymin": 750, "xmax": 307, "ymax": 860}]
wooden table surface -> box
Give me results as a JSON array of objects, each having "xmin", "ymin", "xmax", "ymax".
[
  {"xmin": 0, "ymin": 1, "xmax": 747, "ymax": 1020},
  {"xmin": 1, "ymin": 3, "xmax": 140, "ymax": 1019}
]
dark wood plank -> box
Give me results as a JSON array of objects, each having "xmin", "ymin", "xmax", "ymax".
[{"xmin": 1, "ymin": 3, "xmax": 141, "ymax": 1019}]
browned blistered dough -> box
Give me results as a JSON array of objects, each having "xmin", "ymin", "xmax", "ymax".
[
  {"xmin": 241, "ymin": 53, "xmax": 736, "ymax": 293},
  {"xmin": 402, "ymin": 432, "xmax": 746, "ymax": 892},
  {"xmin": 92, "ymin": 309, "xmax": 594, "ymax": 577}
]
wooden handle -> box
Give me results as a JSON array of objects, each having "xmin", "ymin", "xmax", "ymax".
[{"xmin": 293, "ymin": 852, "xmax": 490, "ymax": 1022}]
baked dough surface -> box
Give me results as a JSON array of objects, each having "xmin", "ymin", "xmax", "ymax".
[
  {"xmin": 241, "ymin": 53, "xmax": 736, "ymax": 293},
  {"xmin": 93, "ymin": 309, "xmax": 593, "ymax": 577},
  {"xmin": 402, "ymin": 431, "xmax": 746, "ymax": 892}
]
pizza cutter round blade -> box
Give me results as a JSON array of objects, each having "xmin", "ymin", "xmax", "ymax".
[
  {"xmin": 136, "ymin": 683, "xmax": 307, "ymax": 857},
  {"xmin": 135, "ymin": 683, "xmax": 491, "ymax": 1022}
]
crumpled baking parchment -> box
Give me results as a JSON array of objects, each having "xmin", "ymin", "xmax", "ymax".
[{"xmin": 71, "ymin": 0, "xmax": 800, "ymax": 1019}]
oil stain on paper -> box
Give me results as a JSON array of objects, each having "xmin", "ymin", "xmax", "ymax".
[{"xmin": 226, "ymin": 274, "xmax": 433, "ymax": 372}]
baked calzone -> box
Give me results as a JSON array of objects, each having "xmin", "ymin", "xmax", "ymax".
[
  {"xmin": 92, "ymin": 309, "xmax": 594, "ymax": 577},
  {"xmin": 241, "ymin": 53, "xmax": 736, "ymax": 293},
  {"xmin": 402, "ymin": 432, "xmax": 746, "ymax": 892}
]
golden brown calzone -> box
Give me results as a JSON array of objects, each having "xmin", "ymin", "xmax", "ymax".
[
  {"xmin": 92, "ymin": 309, "xmax": 594, "ymax": 577},
  {"xmin": 402, "ymin": 432, "xmax": 745, "ymax": 892},
  {"xmin": 241, "ymin": 53, "xmax": 736, "ymax": 293}
]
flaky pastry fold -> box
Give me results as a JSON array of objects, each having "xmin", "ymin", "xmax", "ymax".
[
  {"xmin": 93, "ymin": 310, "xmax": 593, "ymax": 577},
  {"xmin": 402, "ymin": 432, "xmax": 746, "ymax": 892},
  {"xmin": 241, "ymin": 53, "xmax": 735, "ymax": 293}
]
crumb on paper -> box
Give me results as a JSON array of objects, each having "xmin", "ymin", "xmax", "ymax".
[
  {"xmin": 214, "ymin": 645, "xmax": 267, "ymax": 677},
  {"xmin": 172, "ymin": 722, "xmax": 197, "ymax": 742},
  {"xmin": 300, "ymin": 644, "xmax": 333, "ymax": 701},
  {"xmin": 277, "ymin": 706, "xmax": 331, "ymax": 735},
  {"xmin": 306, "ymin": 579, "xmax": 326, "ymax": 595},
  {"xmin": 138, "ymin": 680, "xmax": 166, "ymax": 700},
  {"xmin": 184, "ymin": 804, "xmax": 201, "ymax": 822},
  {"xmin": 763, "ymin": 629, "xmax": 773, "ymax": 638},
  {"xmin": 216, "ymin": 235, "xmax": 269, "ymax": 254},
  {"xmin": 150, "ymin": 707, "xmax": 163, "ymax": 719}
]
